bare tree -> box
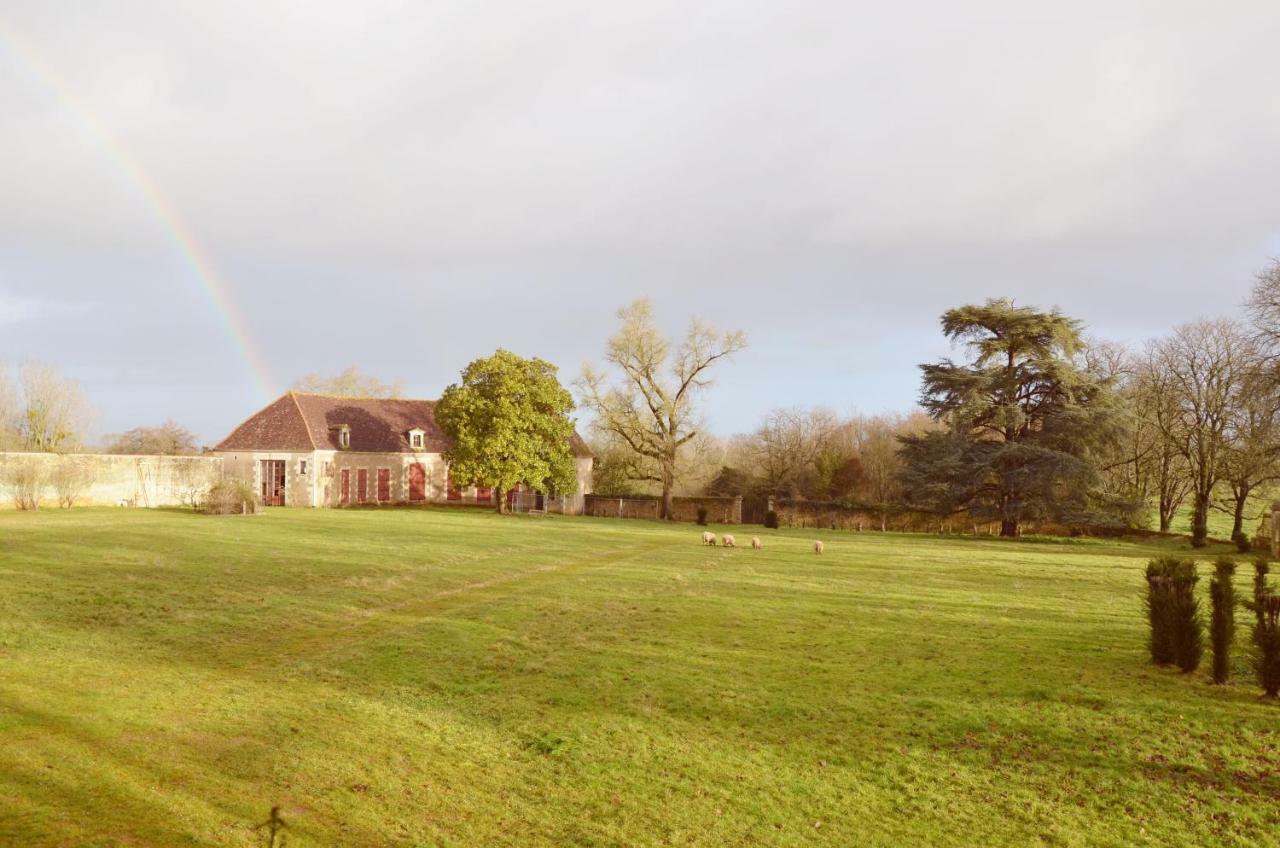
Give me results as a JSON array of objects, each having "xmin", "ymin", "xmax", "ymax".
[
  {"xmin": 292, "ymin": 366, "xmax": 403, "ymax": 397},
  {"xmin": 0, "ymin": 362, "xmax": 18, "ymax": 449},
  {"xmin": 1246, "ymin": 258, "xmax": 1280, "ymax": 353},
  {"xmin": 18, "ymin": 362, "xmax": 94, "ymax": 452},
  {"xmin": 1216, "ymin": 367, "xmax": 1280, "ymax": 542},
  {"xmin": 854, "ymin": 412, "xmax": 932, "ymax": 529},
  {"xmin": 105, "ymin": 420, "xmax": 201, "ymax": 455},
  {"xmin": 1146, "ymin": 320, "xmax": 1254, "ymax": 546},
  {"xmin": 751, "ymin": 407, "xmax": 839, "ymax": 497},
  {"xmin": 1129, "ymin": 356, "xmax": 1194, "ymax": 533},
  {"xmin": 577, "ymin": 299, "xmax": 746, "ymax": 519}
]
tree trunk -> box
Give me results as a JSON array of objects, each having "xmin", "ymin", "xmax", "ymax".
[
  {"xmin": 1158, "ymin": 506, "xmax": 1171, "ymax": 534},
  {"xmin": 495, "ymin": 486, "xmax": 505, "ymax": 514},
  {"xmin": 1191, "ymin": 493, "xmax": 1210, "ymax": 548},
  {"xmin": 1231, "ymin": 485, "xmax": 1250, "ymax": 542},
  {"xmin": 660, "ymin": 464, "xmax": 675, "ymax": 520},
  {"xmin": 1000, "ymin": 519, "xmax": 1018, "ymax": 538}
]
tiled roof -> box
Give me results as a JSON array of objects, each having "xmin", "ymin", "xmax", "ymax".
[{"xmin": 216, "ymin": 391, "xmax": 591, "ymax": 457}]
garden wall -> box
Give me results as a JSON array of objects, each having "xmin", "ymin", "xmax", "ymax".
[
  {"xmin": 583, "ymin": 494, "xmax": 743, "ymax": 523},
  {"xmin": 0, "ymin": 452, "xmax": 222, "ymax": 509}
]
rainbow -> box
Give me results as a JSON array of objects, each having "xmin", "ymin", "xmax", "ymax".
[{"xmin": 0, "ymin": 19, "xmax": 275, "ymax": 400}]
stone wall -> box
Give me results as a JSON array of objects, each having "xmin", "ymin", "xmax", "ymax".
[
  {"xmin": 0, "ymin": 452, "xmax": 222, "ymax": 509},
  {"xmin": 582, "ymin": 494, "xmax": 742, "ymax": 523}
]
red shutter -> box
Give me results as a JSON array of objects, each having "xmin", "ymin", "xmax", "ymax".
[
  {"xmin": 377, "ymin": 468, "xmax": 391, "ymax": 502},
  {"xmin": 357, "ymin": 469, "xmax": 368, "ymax": 503}
]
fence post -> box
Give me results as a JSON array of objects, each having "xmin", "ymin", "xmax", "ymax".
[{"xmin": 618, "ymin": 498, "xmax": 622, "ymax": 519}]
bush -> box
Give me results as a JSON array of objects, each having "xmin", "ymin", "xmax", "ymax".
[
  {"xmin": 1237, "ymin": 536, "xmax": 1253, "ymax": 554},
  {"xmin": 50, "ymin": 456, "xmax": 96, "ymax": 508},
  {"xmin": 764, "ymin": 509, "xmax": 779, "ymax": 529},
  {"xmin": 1254, "ymin": 558, "xmax": 1271, "ymax": 627},
  {"xmin": 1144, "ymin": 557, "xmax": 1203, "ymax": 672},
  {"xmin": 696, "ymin": 506, "xmax": 708, "ymax": 526},
  {"xmin": 1255, "ymin": 595, "xmax": 1280, "ymax": 698},
  {"xmin": 1210, "ymin": 557, "xmax": 1236, "ymax": 685},
  {"xmin": 1, "ymin": 456, "xmax": 46, "ymax": 510},
  {"xmin": 200, "ymin": 479, "xmax": 258, "ymax": 515}
]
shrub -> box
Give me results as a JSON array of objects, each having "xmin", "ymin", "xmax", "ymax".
[
  {"xmin": 50, "ymin": 456, "xmax": 96, "ymax": 508},
  {"xmin": 764, "ymin": 509, "xmax": 779, "ymax": 529},
  {"xmin": 1254, "ymin": 594, "xmax": 1280, "ymax": 698},
  {"xmin": 1144, "ymin": 557, "xmax": 1203, "ymax": 672},
  {"xmin": 1237, "ymin": 536, "xmax": 1253, "ymax": 554},
  {"xmin": 1, "ymin": 456, "xmax": 46, "ymax": 510},
  {"xmin": 1210, "ymin": 557, "xmax": 1236, "ymax": 685},
  {"xmin": 1254, "ymin": 558, "xmax": 1271, "ymax": 627},
  {"xmin": 200, "ymin": 479, "xmax": 258, "ymax": 515},
  {"xmin": 696, "ymin": 506, "xmax": 708, "ymax": 526}
]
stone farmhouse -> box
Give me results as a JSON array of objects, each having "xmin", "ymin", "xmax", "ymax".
[{"xmin": 212, "ymin": 392, "xmax": 593, "ymax": 508}]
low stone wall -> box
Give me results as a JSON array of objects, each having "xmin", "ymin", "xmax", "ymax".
[
  {"xmin": 0, "ymin": 452, "xmax": 222, "ymax": 509},
  {"xmin": 583, "ymin": 494, "xmax": 742, "ymax": 523}
]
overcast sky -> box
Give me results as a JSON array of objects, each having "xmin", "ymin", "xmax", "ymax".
[{"xmin": 2, "ymin": 1, "xmax": 1279, "ymax": 444}]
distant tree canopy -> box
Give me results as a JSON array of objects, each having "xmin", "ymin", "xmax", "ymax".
[
  {"xmin": 0, "ymin": 361, "xmax": 95, "ymax": 452},
  {"xmin": 105, "ymin": 420, "xmax": 200, "ymax": 455},
  {"xmin": 435, "ymin": 350, "xmax": 578, "ymax": 513},
  {"xmin": 704, "ymin": 465, "xmax": 755, "ymax": 497},
  {"xmin": 899, "ymin": 298, "xmax": 1127, "ymax": 537},
  {"xmin": 292, "ymin": 366, "xmax": 403, "ymax": 397}
]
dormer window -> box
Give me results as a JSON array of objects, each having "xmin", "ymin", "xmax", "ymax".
[
  {"xmin": 408, "ymin": 428, "xmax": 425, "ymax": 450},
  {"xmin": 337, "ymin": 425, "xmax": 351, "ymax": 449}
]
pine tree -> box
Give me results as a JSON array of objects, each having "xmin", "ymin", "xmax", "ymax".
[{"xmin": 900, "ymin": 299, "xmax": 1127, "ymax": 536}]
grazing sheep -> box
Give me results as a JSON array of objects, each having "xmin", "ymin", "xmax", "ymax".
[
  {"xmin": 751, "ymin": 536, "xmax": 762, "ymax": 550},
  {"xmin": 722, "ymin": 534, "xmax": 736, "ymax": 548},
  {"xmin": 814, "ymin": 540, "xmax": 824, "ymax": 555},
  {"xmin": 701, "ymin": 531, "xmax": 716, "ymax": 545}
]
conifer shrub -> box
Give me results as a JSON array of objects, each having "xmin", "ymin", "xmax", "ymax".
[
  {"xmin": 764, "ymin": 509, "xmax": 779, "ymax": 529},
  {"xmin": 1144, "ymin": 557, "xmax": 1203, "ymax": 672},
  {"xmin": 1253, "ymin": 558, "xmax": 1271, "ymax": 627},
  {"xmin": 696, "ymin": 507, "xmax": 708, "ymax": 526},
  {"xmin": 1210, "ymin": 557, "xmax": 1235, "ymax": 685},
  {"xmin": 1254, "ymin": 594, "xmax": 1280, "ymax": 698}
]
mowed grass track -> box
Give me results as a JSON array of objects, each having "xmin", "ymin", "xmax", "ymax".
[{"xmin": 0, "ymin": 509, "xmax": 1276, "ymax": 847}]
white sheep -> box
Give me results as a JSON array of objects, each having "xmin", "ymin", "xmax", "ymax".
[
  {"xmin": 722, "ymin": 534, "xmax": 736, "ymax": 548},
  {"xmin": 751, "ymin": 536, "xmax": 762, "ymax": 550},
  {"xmin": 701, "ymin": 531, "xmax": 716, "ymax": 545},
  {"xmin": 814, "ymin": 540, "xmax": 824, "ymax": 555}
]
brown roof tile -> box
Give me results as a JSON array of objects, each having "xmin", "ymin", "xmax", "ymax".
[{"xmin": 216, "ymin": 391, "xmax": 590, "ymax": 457}]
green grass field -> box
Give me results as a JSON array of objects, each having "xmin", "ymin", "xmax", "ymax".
[{"xmin": 1, "ymin": 508, "xmax": 1277, "ymax": 847}]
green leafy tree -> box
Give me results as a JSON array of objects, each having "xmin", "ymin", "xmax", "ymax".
[
  {"xmin": 899, "ymin": 298, "xmax": 1126, "ymax": 537},
  {"xmin": 435, "ymin": 350, "xmax": 579, "ymax": 513}
]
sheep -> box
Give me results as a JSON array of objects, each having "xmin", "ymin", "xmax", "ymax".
[
  {"xmin": 722, "ymin": 534, "xmax": 736, "ymax": 548},
  {"xmin": 701, "ymin": 531, "xmax": 716, "ymax": 545},
  {"xmin": 814, "ymin": 540, "xmax": 824, "ymax": 555},
  {"xmin": 751, "ymin": 536, "xmax": 762, "ymax": 550}
]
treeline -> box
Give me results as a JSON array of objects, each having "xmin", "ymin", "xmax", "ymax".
[{"xmin": 588, "ymin": 260, "xmax": 1280, "ymax": 543}]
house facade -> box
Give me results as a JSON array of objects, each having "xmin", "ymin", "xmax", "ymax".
[{"xmin": 212, "ymin": 392, "xmax": 593, "ymax": 508}]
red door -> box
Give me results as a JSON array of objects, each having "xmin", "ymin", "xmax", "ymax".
[
  {"xmin": 408, "ymin": 463, "xmax": 426, "ymax": 501},
  {"xmin": 260, "ymin": 460, "xmax": 285, "ymax": 506},
  {"xmin": 446, "ymin": 473, "xmax": 461, "ymax": 501},
  {"xmin": 377, "ymin": 468, "xmax": 391, "ymax": 503},
  {"xmin": 357, "ymin": 469, "xmax": 368, "ymax": 503},
  {"xmin": 340, "ymin": 469, "xmax": 350, "ymax": 504}
]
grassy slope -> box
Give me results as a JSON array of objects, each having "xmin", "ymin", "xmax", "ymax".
[{"xmin": 0, "ymin": 509, "xmax": 1276, "ymax": 847}]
